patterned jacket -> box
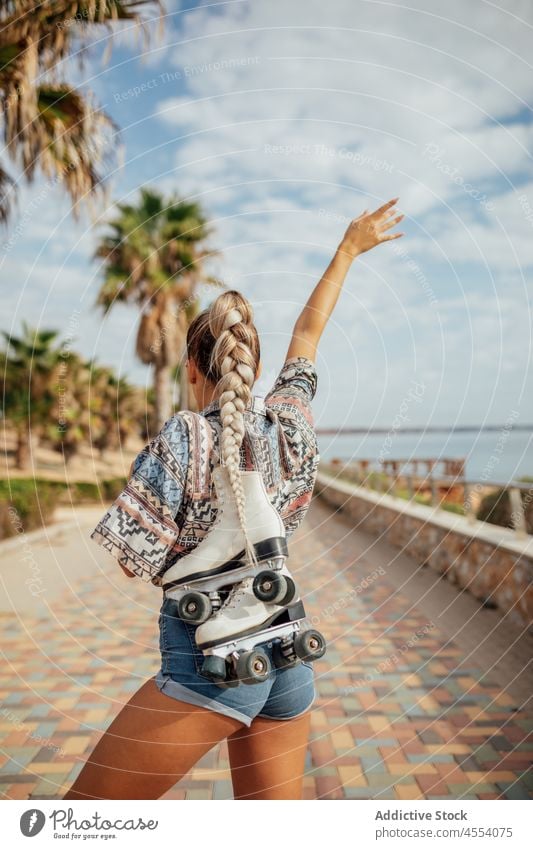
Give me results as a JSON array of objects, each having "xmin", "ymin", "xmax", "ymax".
[{"xmin": 89, "ymin": 356, "xmax": 319, "ymax": 586}]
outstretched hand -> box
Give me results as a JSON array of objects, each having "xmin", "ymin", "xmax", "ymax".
[{"xmin": 339, "ymin": 197, "xmax": 404, "ymax": 259}]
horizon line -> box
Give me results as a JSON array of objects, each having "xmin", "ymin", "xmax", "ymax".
[{"xmin": 316, "ymin": 424, "xmax": 533, "ymax": 435}]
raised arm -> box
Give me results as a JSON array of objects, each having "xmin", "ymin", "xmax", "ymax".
[{"xmin": 285, "ymin": 197, "xmax": 404, "ymax": 363}]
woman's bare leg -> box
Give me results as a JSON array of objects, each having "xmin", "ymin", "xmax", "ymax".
[
  {"xmin": 63, "ymin": 676, "xmax": 244, "ymax": 800},
  {"xmin": 227, "ymin": 710, "xmax": 311, "ymax": 800}
]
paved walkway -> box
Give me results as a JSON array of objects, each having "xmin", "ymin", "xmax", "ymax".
[{"xmin": 0, "ymin": 499, "xmax": 532, "ymax": 800}]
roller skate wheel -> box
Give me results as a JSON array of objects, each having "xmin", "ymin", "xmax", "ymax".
[
  {"xmin": 294, "ymin": 629, "xmax": 327, "ymax": 662},
  {"xmin": 200, "ymin": 655, "xmax": 227, "ymax": 682},
  {"xmin": 278, "ymin": 575, "xmax": 296, "ymax": 605},
  {"xmin": 236, "ymin": 649, "xmax": 271, "ymax": 684},
  {"xmin": 178, "ymin": 591, "xmax": 212, "ymax": 624},
  {"xmin": 272, "ymin": 640, "xmax": 298, "ymax": 669},
  {"xmin": 253, "ymin": 570, "xmax": 287, "ymax": 604}
]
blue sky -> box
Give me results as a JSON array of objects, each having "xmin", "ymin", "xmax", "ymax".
[{"xmin": 2, "ymin": 0, "xmax": 532, "ymax": 432}]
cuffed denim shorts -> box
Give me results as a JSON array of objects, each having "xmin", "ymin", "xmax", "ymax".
[{"xmin": 154, "ymin": 594, "xmax": 316, "ymax": 727}]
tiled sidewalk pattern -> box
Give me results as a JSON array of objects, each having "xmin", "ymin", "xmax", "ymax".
[{"xmin": 0, "ymin": 500, "xmax": 532, "ymax": 799}]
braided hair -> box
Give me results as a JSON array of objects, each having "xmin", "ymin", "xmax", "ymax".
[{"xmin": 186, "ymin": 290, "xmax": 261, "ymax": 567}]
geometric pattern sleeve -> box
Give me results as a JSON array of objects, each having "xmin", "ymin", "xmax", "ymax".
[
  {"xmin": 265, "ymin": 355, "xmax": 318, "ymax": 404},
  {"xmin": 264, "ymin": 356, "xmax": 318, "ymax": 445},
  {"xmin": 264, "ymin": 356, "xmax": 320, "ymax": 538},
  {"xmin": 89, "ymin": 413, "xmax": 189, "ymax": 584}
]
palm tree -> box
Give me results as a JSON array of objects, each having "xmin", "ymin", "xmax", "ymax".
[
  {"xmin": 0, "ymin": 1, "xmax": 162, "ymax": 225},
  {"xmin": 1, "ymin": 321, "xmax": 63, "ymax": 469},
  {"xmin": 172, "ymin": 291, "xmax": 203, "ymax": 413},
  {"xmin": 46, "ymin": 350, "xmax": 91, "ymax": 462},
  {"xmin": 114, "ymin": 374, "xmax": 148, "ymax": 446},
  {"xmin": 88, "ymin": 364, "xmax": 146, "ymax": 458},
  {"xmin": 41, "ymin": 353, "xmax": 151, "ymax": 463},
  {"xmin": 95, "ymin": 188, "xmax": 220, "ymax": 431}
]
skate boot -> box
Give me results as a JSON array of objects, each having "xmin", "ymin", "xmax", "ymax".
[
  {"xmin": 194, "ymin": 580, "xmax": 327, "ymax": 686},
  {"xmin": 161, "ymin": 465, "xmax": 297, "ymax": 623}
]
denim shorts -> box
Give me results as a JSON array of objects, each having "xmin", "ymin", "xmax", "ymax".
[{"xmin": 154, "ymin": 595, "xmax": 316, "ymax": 727}]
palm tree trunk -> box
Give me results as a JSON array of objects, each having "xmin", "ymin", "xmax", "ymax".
[
  {"xmin": 154, "ymin": 363, "xmax": 172, "ymax": 431},
  {"xmin": 16, "ymin": 426, "xmax": 30, "ymax": 471}
]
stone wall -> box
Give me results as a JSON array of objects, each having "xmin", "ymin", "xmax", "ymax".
[{"xmin": 316, "ymin": 470, "xmax": 533, "ymax": 629}]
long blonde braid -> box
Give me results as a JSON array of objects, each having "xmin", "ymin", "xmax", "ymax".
[{"xmin": 207, "ymin": 291, "xmax": 260, "ymax": 568}]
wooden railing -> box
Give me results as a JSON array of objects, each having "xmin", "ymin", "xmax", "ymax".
[{"xmin": 324, "ymin": 457, "xmax": 531, "ymax": 539}]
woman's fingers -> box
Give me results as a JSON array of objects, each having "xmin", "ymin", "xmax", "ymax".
[
  {"xmin": 341, "ymin": 198, "xmax": 403, "ymax": 255},
  {"xmin": 373, "ymin": 197, "xmax": 399, "ymax": 217},
  {"xmin": 381, "ymin": 213, "xmax": 404, "ymax": 231},
  {"xmin": 383, "ymin": 206, "xmax": 401, "ymax": 220},
  {"xmin": 379, "ymin": 231, "xmax": 404, "ymax": 241},
  {"xmin": 357, "ymin": 198, "xmax": 399, "ymax": 220}
]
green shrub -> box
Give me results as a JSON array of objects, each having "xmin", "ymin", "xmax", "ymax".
[
  {"xmin": 477, "ymin": 484, "xmax": 533, "ymax": 533},
  {"xmin": 103, "ymin": 477, "xmax": 127, "ymax": 499},
  {"xmin": 364, "ymin": 470, "xmax": 387, "ymax": 489},
  {"xmin": 0, "ymin": 475, "xmax": 131, "ymax": 540},
  {"xmin": 441, "ymin": 501, "xmax": 465, "ymax": 515},
  {"xmin": 477, "ymin": 487, "xmax": 510, "ymax": 528},
  {"xmin": 0, "ymin": 478, "xmax": 64, "ymax": 539},
  {"xmin": 70, "ymin": 481, "xmax": 100, "ymax": 503}
]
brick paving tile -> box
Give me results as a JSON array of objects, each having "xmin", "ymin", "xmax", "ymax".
[
  {"xmin": 496, "ymin": 782, "xmax": 532, "ymax": 799},
  {"xmin": 469, "ymin": 782, "xmax": 512, "ymax": 795},
  {"xmin": 520, "ymin": 771, "xmax": 533, "ymax": 790},
  {"xmin": 456, "ymin": 755, "xmax": 482, "ymax": 772},
  {"xmin": 396, "ymin": 783, "xmax": 424, "ymax": 799},
  {"xmin": 464, "ymin": 770, "xmax": 517, "ymax": 782},
  {"xmin": 315, "ymin": 775, "xmax": 343, "ymax": 799},
  {"xmin": 435, "ymin": 763, "xmax": 468, "ymax": 782},
  {"xmin": 1, "ymin": 499, "xmax": 532, "ymax": 800},
  {"xmin": 161, "ymin": 789, "xmax": 186, "ymax": 800},
  {"xmin": 185, "ymin": 789, "xmax": 212, "ymax": 800},
  {"xmin": 212, "ymin": 780, "xmax": 233, "ymax": 800},
  {"xmin": 0, "ymin": 774, "xmax": 37, "ymax": 784},
  {"xmin": 407, "ymin": 754, "xmax": 455, "ymax": 764},
  {"xmin": 389, "ymin": 763, "xmax": 439, "ymax": 776},
  {"xmin": 446, "ymin": 783, "xmax": 482, "ymax": 795},
  {"xmin": 337, "ymin": 765, "xmax": 368, "ymax": 787},
  {"xmin": 3, "ymin": 782, "xmax": 39, "ymax": 799},
  {"xmin": 379, "ymin": 745, "xmax": 408, "ymax": 765},
  {"xmin": 415, "ymin": 775, "xmax": 451, "ymax": 795},
  {"xmin": 310, "ymin": 740, "xmax": 336, "ymax": 767}
]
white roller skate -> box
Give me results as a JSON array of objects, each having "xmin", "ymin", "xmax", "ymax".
[
  {"xmin": 194, "ymin": 583, "xmax": 327, "ymax": 686},
  {"xmin": 161, "ymin": 465, "xmax": 297, "ymax": 623}
]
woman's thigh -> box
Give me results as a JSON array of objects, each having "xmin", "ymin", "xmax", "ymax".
[
  {"xmin": 63, "ymin": 676, "xmax": 244, "ymax": 800},
  {"xmin": 227, "ymin": 710, "xmax": 312, "ymax": 800}
]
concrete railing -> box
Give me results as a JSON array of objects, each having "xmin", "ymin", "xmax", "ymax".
[
  {"xmin": 330, "ymin": 457, "xmax": 532, "ymax": 539},
  {"xmin": 315, "ymin": 469, "xmax": 533, "ymax": 629}
]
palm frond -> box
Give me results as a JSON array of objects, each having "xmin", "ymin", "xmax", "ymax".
[{"xmin": 0, "ymin": 1, "xmax": 162, "ymax": 225}]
